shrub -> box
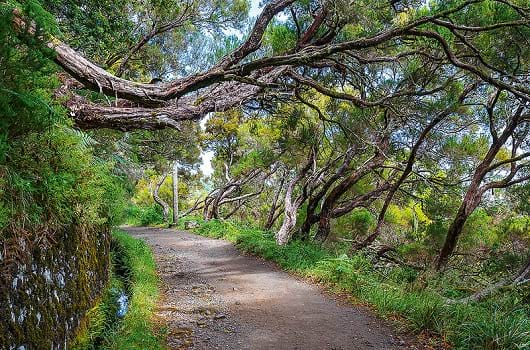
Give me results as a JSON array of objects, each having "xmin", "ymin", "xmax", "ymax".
[{"xmin": 125, "ymin": 205, "xmax": 166, "ymax": 226}]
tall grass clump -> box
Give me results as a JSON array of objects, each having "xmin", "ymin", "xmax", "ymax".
[{"xmin": 455, "ymin": 306, "xmax": 530, "ymax": 350}]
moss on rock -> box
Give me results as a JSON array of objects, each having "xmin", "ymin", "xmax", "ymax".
[{"xmin": 0, "ymin": 225, "xmax": 111, "ymax": 349}]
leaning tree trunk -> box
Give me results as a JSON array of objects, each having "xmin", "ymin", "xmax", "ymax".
[
  {"xmin": 446, "ymin": 254, "xmax": 530, "ymax": 304},
  {"xmin": 435, "ymin": 195, "xmax": 480, "ymax": 270},
  {"xmin": 275, "ymin": 155, "xmax": 314, "ymax": 245},
  {"xmin": 350, "ymin": 85, "xmax": 479, "ymax": 253},
  {"xmin": 275, "ymin": 176, "xmax": 304, "ymax": 245},
  {"xmin": 313, "ymin": 147, "xmax": 387, "ymax": 243},
  {"xmin": 265, "ymin": 176, "xmax": 285, "ymax": 230},
  {"xmin": 436, "ymin": 103, "xmax": 521, "ymax": 269},
  {"xmin": 172, "ymin": 162, "xmax": 179, "ymax": 226},
  {"xmin": 299, "ymin": 151, "xmax": 353, "ymax": 239},
  {"xmin": 299, "ymin": 213, "xmax": 319, "ymax": 240},
  {"xmin": 153, "ymin": 173, "xmax": 170, "ymax": 224},
  {"xmin": 276, "ymin": 209, "xmax": 298, "ymax": 245},
  {"xmin": 313, "ymin": 213, "xmax": 332, "ymax": 243},
  {"xmin": 203, "ymin": 197, "xmax": 213, "ymax": 220}
]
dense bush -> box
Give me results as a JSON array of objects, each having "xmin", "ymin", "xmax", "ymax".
[
  {"xmin": 125, "ymin": 204, "xmax": 167, "ymax": 226},
  {"xmin": 0, "ymin": 0, "xmax": 129, "ymax": 243},
  {"xmin": 1, "ymin": 4, "xmax": 130, "ymax": 348}
]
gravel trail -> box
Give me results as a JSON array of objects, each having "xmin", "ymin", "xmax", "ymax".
[{"xmin": 124, "ymin": 227, "xmax": 413, "ymax": 350}]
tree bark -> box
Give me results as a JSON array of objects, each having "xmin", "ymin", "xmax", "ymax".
[
  {"xmin": 343, "ymin": 84, "xmax": 477, "ymax": 251},
  {"xmin": 14, "ymin": 2, "xmax": 526, "ymax": 131},
  {"xmin": 265, "ymin": 176, "xmax": 285, "ymax": 230},
  {"xmin": 172, "ymin": 162, "xmax": 179, "ymax": 226},
  {"xmin": 435, "ymin": 103, "xmax": 524, "ymax": 269},
  {"xmin": 313, "ymin": 142, "xmax": 388, "ymax": 243},
  {"xmin": 275, "ymin": 153, "xmax": 315, "ymax": 245},
  {"xmin": 153, "ymin": 173, "xmax": 170, "ymax": 224},
  {"xmin": 299, "ymin": 150, "xmax": 354, "ymax": 238},
  {"xmin": 275, "ymin": 175, "xmax": 304, "ymax": 245}
]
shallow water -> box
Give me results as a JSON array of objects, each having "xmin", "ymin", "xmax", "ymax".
[{"xmin": 114, "ymin": 288, "xmax": 129, "ymax": 318}]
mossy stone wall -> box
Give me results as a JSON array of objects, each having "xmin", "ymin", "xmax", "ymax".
[{"xmin": 0, "ymin": 226, "xmax": 110, "ymax": 349}]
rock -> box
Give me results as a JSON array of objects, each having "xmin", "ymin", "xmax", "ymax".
[
  {"xmin": 184, "ymin": 221, "xmax": 200, "ymax": 229},
  {"xmin": 214, "ymin": 313, "xmax": 226, "ymax": 320}
]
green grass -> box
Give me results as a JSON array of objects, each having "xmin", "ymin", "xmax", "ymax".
[
  {"xmin": 188, "ymin": 219, "xmax": 530, "ymax": 350},
  {"xmin": 73, "ymin": 230, "xmax": 164, "ymax": 350},
  {"xmin": 104, "ymin": 230, "xmax": 164, "ymax": 350}
]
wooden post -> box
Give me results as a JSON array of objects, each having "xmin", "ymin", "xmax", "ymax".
[{"xmin": 172, "ymin": 161, "xmax": 179, "ymax": 227}]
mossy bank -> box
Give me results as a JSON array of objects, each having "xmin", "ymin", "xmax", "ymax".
[{"xmin": 0, "ymin": 226, "xmax": 111, "ymax": 349}]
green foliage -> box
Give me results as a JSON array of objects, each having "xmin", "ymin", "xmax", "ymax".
[
  {"xmin": 510, "ymin": 183, "xmax": 530, "ymax": 214},
  {"xmin": 125, "ymin": 205, "xmax": 166, "ymax": 227},
  {"xmin": 72, "ymin": 230, "xmax": 163, "ymax": 349},
  {"xmin": 71, "ymin": 265, "xmax": 126, "ymax": 349},
  {"xmin": 461, "ymin": 208, "xmax": 497, "ymax": 248},
  {"xmin": 0, "ymin": 0, "xmax": 129, "ymax": 239},
  {"xmin": 457, "ymin": 307, "xmax": 530, "ymax": 350},
  {"xmin": 264, "ymin": 22, "xmax": 297, "ymax": 54},
  {"xmin": 44, "ymin": 0, "xmax": 250, "ymax": 78},
  {"xmin": 498, "ymin": 216, "xmax": 530, "ymax": 242},
  {"xmin": 91, "ymin": 230, "xmax": 164, "ymax": 350},
  {"xmin": 334, "ymin": 208, "xmax": 376, "ymax": 239},
  {"xmin": 44, "ymin": 0, "xmax": 134, "ymax": 66}
]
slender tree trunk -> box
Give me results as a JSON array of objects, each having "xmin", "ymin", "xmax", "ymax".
[
  {"xmin": 203, "ymin": 192, "xmax": 216, "ymax": 220},
  {"xmin": 349, "ymin": 85, "xmax": 478, "ymax": 251},
  {"xmin": 224, "ymin": 200, "xmax": 247, "ymax": 220},
  {"xmin": 270, "ymin": 207, "xmax": 284, "ymax": 229},
  {"xmin": 436, "ymin": 191, "xmax": 481, "ymax": 269},
  {"xmin": 276, "ymin": 208, "xmax": 298, "ymax": 245},
  {"xmin": 299, "ymin": 151, "xmax": 353, "ymax": 238},
  {"xmin": 313, "ymin": 145, "xmax": 387, "ymax": 243},
  {"xmin": 179, "ymin": 196, "xmax": 205, "ymax": 218},
  {"xmin": 153, "ymin": 173, "xmax": 170, "ymax": 224},
  {"xmin": 211, "ymin": 185, "xmax": 235, "ymax": 219},
  {"xmin": 265, "ymin": 177, "xmax": 285, "ymax": 230},
  {"xmin": 275, "ymin": 153, "xmax": 315, "ymax": 245},
  {"xmin": 275, "ymin": 176, "xmax": 303, "ymax": 245},
  {"xmin": 300, "ymin": 213, "xmax": 319, "ymax": 240},
  {"xmin": 313, "ymin": 213, "xmax": 332, "ymax": 243},
  {"xmin": 436, "ymin": 107, "xmax": 521, "ymax": 269},
  {"xmin": 351, "ymin": 196, "xmax": 391, "ymax": 252},
  {"xmin": 446, "ymin": 254, "xmax": 530, "ymax": 304}
]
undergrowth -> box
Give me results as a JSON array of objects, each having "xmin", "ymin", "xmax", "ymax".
[
  {"xmin": 125, "ymin": 204, "xmax": 168, "ymax": 227},
  {"xmin": 185, "ymin": 218, "xmax": 530, "ymax": 350}
]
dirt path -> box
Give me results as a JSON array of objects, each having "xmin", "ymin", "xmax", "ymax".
[{"xmin": 125, "ymin": 227, "xmax": 412, "ymax": 350}]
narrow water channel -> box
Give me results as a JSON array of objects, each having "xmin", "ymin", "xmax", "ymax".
[{"xmin": 115, "ymin": 289, "xmax": 128, "ymax": 318}]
